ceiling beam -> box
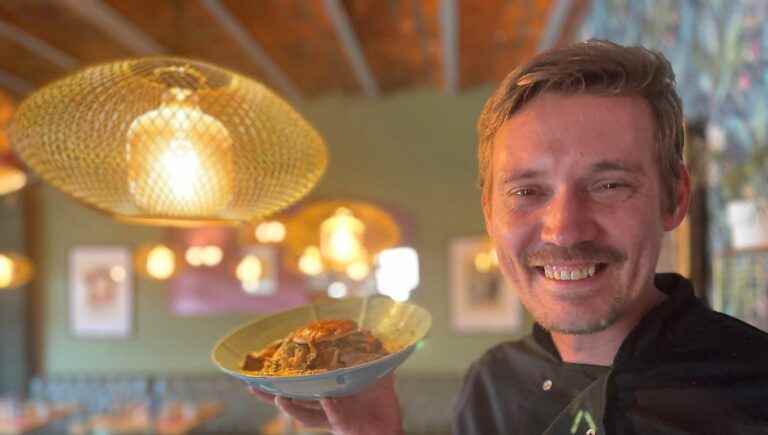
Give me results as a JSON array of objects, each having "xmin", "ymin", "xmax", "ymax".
[
  {"xmin": 537, "ymin": 0, "xmax": 576, "ymax": 52},
  {"xmin": 52, "ymin": 0, "xmax": 165, "ymax": 55},
  {"xmin": 323, "ymin": 0, "xmax": 379, "ymax": 97},
  {"xmin": 0, "ymin": 20, "xmax": 78, "ymax": 70},
  {"xmin": 439, "ymin": 0, "xmax": 459, "ymax": 95},
  {"xmin": 199, "ymin": 0, "xmax": 303, "ymax": 102},
  {"xmin": 0, "ymin": 69, "xmax": 35, "ymax": 95}
]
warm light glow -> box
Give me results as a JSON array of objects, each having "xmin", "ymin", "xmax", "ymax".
[
  {"xmin": 202, "ymin": 246, "xmax": 223, "ymax": 266},
  {"xmin": 185, "ymin": 245, "xmax": 222, "ymax": 267},
  {"xmin": 185, "ymin": 246, "xmax": 202, "ymax": 266},
  {"xmin": 146, "ymin": 245, "xmax": 176, "ymax": 280},
  {"xmin": 109, "ymin": 266, "xmax": 126, "ymax": 283},
  {"xmin": 0, "ymin": 254, "xmax": 13, "ymax": 288},
  {"xmin": 474, "ymin": 247, "xmax": 499, "ymax": 273},
  {"xmin": 474, "ymin": 252, "xmax": 492, "ymax": 273},
  {"xmin": 127, "ymin": 87, "xmax": 234, "ymax": 216},
  {"xmin": 0, "ymin": 253, "xmax": 33, "ymax": 289},
  {"xmin": 327, "ymin": 281, "xmax": 348, "ymax": 299},
  {"xmin": 298, "ymin": 245, "xmax": 324, "ymax": 276},
  {"xmin": 255, "ymin": 221, "xmax": 286, "ymax": 244},
  {"xmin": 237, "ymin": 255, "xmax": 263, "ymax": 292},
  {"xmin": 0, "ymin": 165, "xmax": 27, "ymax": 196},
  {"xmin": 320, "ymin": 207, "xmax": 366, "ymax": 268},
  {"xmin": 346, "ymin": 260, "xmax": 370, "ymax": 281},
  {"xmin": 375, "ymin": 247, "xmax": 419, "ymax": 301}
]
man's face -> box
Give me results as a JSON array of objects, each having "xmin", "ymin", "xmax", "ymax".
[{"xmin": 483, "ymin": 93, "xmax": 687, "ymax": 334}]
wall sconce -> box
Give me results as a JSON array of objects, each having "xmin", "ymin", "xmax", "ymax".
[
  {"xmin": 0, "ymin": 252, "xmax": 33, "ymax": 289},
  {"xmin": 282, "ymin": 199, "xmax": 418, "ymax": 300},
  {"xmin": 254, "ymin": 220, "xmax": 286, "ymax": 244},
  {"xmin": 134, "ymin": 243, "xmax": 179, "ymax": 281}
]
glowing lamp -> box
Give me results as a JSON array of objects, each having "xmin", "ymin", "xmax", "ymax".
[{"xmin": 0, "ymin": 253, "xmax": 33, "ymax": 289}]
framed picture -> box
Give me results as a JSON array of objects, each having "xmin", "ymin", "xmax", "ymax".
[
  {"xmin": 69, "ymin": 246, "xmax": 133, "ymax": 338},
  {"xmin": 450, "ymin": 236, "xmax": 524, "ymax": 333}
]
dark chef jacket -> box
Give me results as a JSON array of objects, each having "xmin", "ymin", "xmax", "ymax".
[{"xmin": 453, "ymin": 273, "xmax": 768, "ymax": 435}]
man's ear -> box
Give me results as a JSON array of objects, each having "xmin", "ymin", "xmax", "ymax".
[{"xmin": 663, "ymin": 164, "xmax": 691, "ymax": 231}]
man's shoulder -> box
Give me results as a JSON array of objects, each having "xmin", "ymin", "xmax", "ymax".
[{"xmin": 666, "ymin": 302, "xmax": 768, "ymax": 359}]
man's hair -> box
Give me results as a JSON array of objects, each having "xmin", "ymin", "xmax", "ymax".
[{"xmin": 477, "ymin": 39, "xmax": 685, "ymax": 213}]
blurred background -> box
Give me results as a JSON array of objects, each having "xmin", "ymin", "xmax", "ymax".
[{"xmin": 0, "ymin": 0, "xmax": 766, "ymax": 434}]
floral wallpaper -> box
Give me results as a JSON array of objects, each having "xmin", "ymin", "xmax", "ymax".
[{"xmin": 581, "ymin": 0, "xmax": 768, "ymax": 329}]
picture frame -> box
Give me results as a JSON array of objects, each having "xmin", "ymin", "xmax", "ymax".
[
  {"xmin": 69, "ymin": 246, "xmax": 133, "ymax": 338},
  {"xmin": 450, "ymin": 236, "xmax": 524, "ymax": 333}
]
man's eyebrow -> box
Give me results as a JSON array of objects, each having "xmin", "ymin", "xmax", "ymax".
[
  {"xmin": 590, "ymin": 160, "xmax": 646, "ymax": 175},
  {"xmin": 501, "ymin": 169, "xmax": 545, "ymax": 185}
]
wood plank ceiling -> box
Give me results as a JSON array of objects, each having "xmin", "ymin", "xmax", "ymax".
[{"xmin": 0, "ymin": 0, "xmax": 589, "ymax": 102}]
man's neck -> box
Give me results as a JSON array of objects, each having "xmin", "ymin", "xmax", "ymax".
[{"xmin": 550, "ymin": 287, "xmax": 667, "ymax": 366}]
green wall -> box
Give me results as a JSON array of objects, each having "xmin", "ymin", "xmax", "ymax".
[
  {"xmin": 0, "ymin": 194, "xmax": 27, "ymax": 393},
  {"xmin": 37, "ymin": 86, "xmax": 527, "ymax": 376}
]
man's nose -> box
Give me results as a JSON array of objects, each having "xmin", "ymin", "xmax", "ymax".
[{"xmin": 540, "ymin": 189, "xmax": 599, "ymax": 247}]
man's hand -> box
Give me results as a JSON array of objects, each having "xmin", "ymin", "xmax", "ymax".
[{"xmin": 249, "ymin": 373, "xmax": 403, "ymax": 435}]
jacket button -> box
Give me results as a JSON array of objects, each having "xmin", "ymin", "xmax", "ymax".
[{"xmin": 542, "ymin": 379, "xmax": 552, "ymax": 391}]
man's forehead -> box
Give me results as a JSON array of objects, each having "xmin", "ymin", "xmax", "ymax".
[{"xmin": 491, "ymin": 93, "xmax": 657, "ymax": 168}]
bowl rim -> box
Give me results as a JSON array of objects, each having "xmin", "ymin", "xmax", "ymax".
[{"xmin": 211, "ymin": 296, "xmax": 431, "ymax": 381}]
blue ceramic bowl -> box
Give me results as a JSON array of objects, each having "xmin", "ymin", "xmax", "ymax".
[{"xmin": 211, "ymin": 296, "xmax": 432, "ymax": 399}]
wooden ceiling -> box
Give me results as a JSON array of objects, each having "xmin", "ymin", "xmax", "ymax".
[{"xmin": 0, "ymin": 0, "xmax": 588, "ymax": 101}]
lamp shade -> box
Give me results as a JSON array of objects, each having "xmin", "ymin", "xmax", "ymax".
[{"xmin": 10, "ymin": 58, "xmax": 327, "ymax": 226}]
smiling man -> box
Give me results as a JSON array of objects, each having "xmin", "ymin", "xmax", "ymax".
[
  {"xmin": 455, "ymin": 40, "xmax": 768, "ymax": 434},
  {"xmin": 251, "ymin": 40, "xmax": 768, "ymax": 435}
]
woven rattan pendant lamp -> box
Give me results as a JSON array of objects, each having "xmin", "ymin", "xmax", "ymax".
[{"xmin": 10, "ymin": 58, "xmax": 327, "ymax": 226}]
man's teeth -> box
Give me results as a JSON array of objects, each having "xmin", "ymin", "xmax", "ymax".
[{"xmin": 543, "ymin": 264, "xmax": 597, "ymax": 280}]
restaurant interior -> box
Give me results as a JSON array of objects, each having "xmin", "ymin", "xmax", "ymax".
[{"xmin": 1, "ymin": 0, "xmax": 767, "ymax": 434}]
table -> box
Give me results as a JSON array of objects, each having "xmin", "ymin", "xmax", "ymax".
[{"xmin": 0, "ymin": 401, "xmax": 79, "ymax": 434}]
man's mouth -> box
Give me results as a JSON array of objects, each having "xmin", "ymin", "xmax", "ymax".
[{"xmin": 535, "ymin": 263, "xmax": 609, "ymax": 281}]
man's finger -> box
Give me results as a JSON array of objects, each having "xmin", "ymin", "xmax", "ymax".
[
  {"xmin": 288, "ymin": 399, "xmax": 323, "ymax": 410},
  {"xmin": 248, "ymin": 386, "xmax": 277, "ymax": 405},
  {"xmin": 275, "ymin": 396, "xmax": 330, "ymax": 429}
]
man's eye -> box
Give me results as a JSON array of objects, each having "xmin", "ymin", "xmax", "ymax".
[
  {"xmin": 510, "ymin": 188, "xmax": 538, "ymax": 197},
  {"xmin": 599, "ymin": 182, "xmax": 623, "ymax": 190},
  {"xmin": 592, "ymin": 181, "xmax": 634, "ymax": 200}
]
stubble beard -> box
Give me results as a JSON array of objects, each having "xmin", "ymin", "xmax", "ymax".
[{"xmin": 536, "ymin": 291, "xmax": 629, "ymax": 335}]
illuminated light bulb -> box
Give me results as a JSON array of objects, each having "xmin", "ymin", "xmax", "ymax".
[
  {"xmin": 126, "ymin": 87, "xmax": 234, "ymax": 216},
  {"xmin": 109, "ymin": 266, "xmax": 126, "ymax": 282},
  {"xmin": 237, "ymin": 255, "xmax": 263, "ymax": 293},
  {"xmin": 185, "ymin": 246, "xmax": 203, "ymax": 266},
  {"xmin": 376, "ymin": 247, "xmax": 419, "ymax": 302},
  {"xmin": 202, "ymin": 245, "xmax": 223, "ymax": 266},
  {"xmin": 0, "ymin": 165, "xmax": 27, "ymax": 196},
  {"xmin": 346, "ymin": 260, "xmax": 370, "ymax": 281},
  {"xmin": 298, "ymin": 246, "xmax": 323, "ymax": 276},
  {"xmin": 0, "ymin": 254, "xmax": 13, "ymax": 288},
  {"xmin": 320, "ymin": 207, "xmax": 365, "ymax": 267},
  {"xmin": 146, "ymin": 245, "xmax": 176, "ymax": 280},
  {"xmin": 327, "ymin": 281, "xmax": 348, "ymax": 299},
  {"xmin": 474, "ymin": 251, "xmax": 492, "ymax": 273},
  {"xmin": 255, "ymin": 221, "xmax": 286, "ymax": 244}
]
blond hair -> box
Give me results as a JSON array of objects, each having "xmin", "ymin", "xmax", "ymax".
[{"xmin": 477, "ymin": 39, "xmax": 685, "ymax": 213}]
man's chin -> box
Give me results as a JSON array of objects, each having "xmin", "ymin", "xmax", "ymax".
[{"xmin": 538, "ymin": 310, "xmax": 620, "ymax": 335}]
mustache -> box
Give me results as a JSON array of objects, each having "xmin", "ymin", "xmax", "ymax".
[{"xmin": 525, "ymin": 242, "xmax": 625, "ymax": 266}]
